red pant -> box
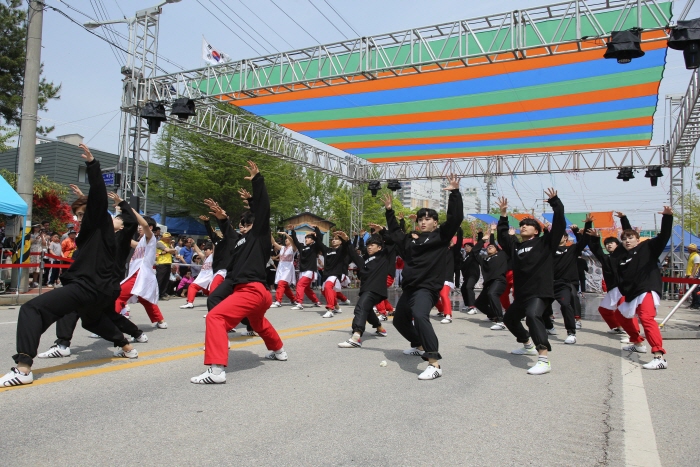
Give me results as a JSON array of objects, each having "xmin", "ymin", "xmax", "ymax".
[
  {"xmin": 115, "ymin": 274, "xmax": 164, "ymax": 323},
  {"xmin": 275, "ymin": 280, "xmax": 296, "ymax": 303},
  {"xmin": 322, "ymin": 279, "xmax": 338, "ymax": 310},
  {"xmin": 210, "ymin": 274, "xmax": 224, "ymax": 293},
  {"xmin": 435, "ymin": 284, "xmax": 452, "ymax": 316},
  {"xmin": 187, "ymin": 283, "xmax": 210, "ymax": 303},
  {"xmin": 616, "ymin": 293, "xmax": 665, "ymax": 354},
  {"xmin": 376, "ymin": 276, "xmax": 395, "ymax": 314},
  {"xmin": 598, "ymin": 296, "xmax": 625, "ymax": 329},
  {"xmin": 500, "ymin": 270, "xmax": 513, "ymax": 310},
  {"xmin": 295, "ymin": 275, "xmax": 319, "ymax": 305},
  {"xmin": 204, "ymin": 282, "xmax": 280, "ymax": 366},
  {"xmin": 336, "ymin": 292, "xmax": 348, "ymax": 302}
]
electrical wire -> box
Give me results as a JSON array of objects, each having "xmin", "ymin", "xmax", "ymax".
[
  {"xmin": 195, "ymin": 0, "xmax": 265, "ymax": 56},
  {"xmin": 206, "ymin": 0, "xmax": 274, "ymax": 55},
  {"xmin": 237, "ymin": 0, "xmax": 296, "ymax": 50},
  {"xmin": 307, "ymin": 0, "xmax": 348, "ymax": 40},
  {"xmin": 322, "ymin": 0, "xmax": 360, "ymax": 37},
  {"xmin": 89, "ymin": 0, "xmax": 126, "ymax": 66},
  {"xmin": 86, "ymin": 111, "xmax": 120, "ymax": 144},
  {"xmin": 268, "ymin": 0, "xmax": 322, "ymax": 45},
  {"xmin": 215, "ymin": 0, "xmax": 280, "ymax": 53}
]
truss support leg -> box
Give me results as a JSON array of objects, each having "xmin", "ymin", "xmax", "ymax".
[
  {"xmin": 667, "ymin": 161, "xmax": 685, "ymax": 300},
  {"xmin": 350, "ymin": 183, "xmax": 364, "ymax": 236}
]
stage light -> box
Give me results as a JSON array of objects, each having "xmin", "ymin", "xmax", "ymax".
[
  {"xmin": 668, "ymin": 18, "xmax": 700, "ymax": 69},
  {"xmin": 644, "ymin": 166, "xmax": 663, "ymax": 186},
  {"xmin": 140, "ymin": 101, "xmax": 167, "ymax": 134},
  {"xmin": 170, "ymin": 98, "xmax": 196, "ymax": 120},
  {"xmin": 603, "ymin": 29, "xmax": 645, "ymax": 64},
  {"xmin": 386, "ymin": 179, "xmax": 402, "ymax": 191},
  {"xmin": 617, "ymin": 167, "xmax": 635, "ymax": 182},
  {"xmin": 368, "ymin": 180, "xmax": 382, "ymax": 197}
]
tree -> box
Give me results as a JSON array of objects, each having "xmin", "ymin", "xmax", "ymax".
[
  {"xmin": 0, "ymin": 0, "xmax": 60, "ymax": 134},
  {"xmin": 0, "ymin": 125, "xmax": 17, "ymax": 151}
]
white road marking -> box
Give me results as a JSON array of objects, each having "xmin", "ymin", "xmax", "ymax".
[
  {"xmin": 621, "ymin": 348, "xmax": 662, "ymax": 467},
  {"xmin": 0, "ymin": 321, "xmax": 17, "ymax": 325}
]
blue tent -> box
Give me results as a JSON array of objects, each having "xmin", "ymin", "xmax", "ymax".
[
  {"xmin": 152, "ymin": 214, "xmax": 208, "ymax": 236},
  {"xmin": 467, "ymin": 214, "xmax": 498, "ymax": 224},
  {"xmin": 0, "ymin": 174, "xmax": 27, "ymax": 217},
  {"xmin": 664, "ymin": 225, "xmax": 700, "ymax": 253}
]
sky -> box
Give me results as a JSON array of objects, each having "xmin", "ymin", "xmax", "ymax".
[{"xmin": 25, "ymin": 0, "xmax": 700, "ymax": 229}]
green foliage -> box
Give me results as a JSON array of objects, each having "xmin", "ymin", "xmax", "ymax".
[
  {"xmin": 0, "ymin": 125, "xmax": 17, "ymax": 152},
  {"xmin": 0, "ymin": 168, "xmax": 68, "ymax": 197},
  {"xmin": 0, "ymin": 0, "xmax": 61, "ymax": 134}
]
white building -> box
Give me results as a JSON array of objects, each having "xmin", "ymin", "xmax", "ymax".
[
  {"xmin": 397, "ymin": 179, "xmax": 442, "ymax": 211},
  {"xmin": 462, "ymin": 187, "xmax": 482, "ymax": 214}
]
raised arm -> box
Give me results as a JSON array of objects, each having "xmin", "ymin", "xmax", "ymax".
[
  {"xmin": 584, "ymin": 228, "xmax": 606, "ymax": 263},
  {"xmin": 245, "ymin": 161, "xmax": 270, "ymax": 236},
  {"xmin": 108, "ymin": 192, "xmax": 136, "ymax": 229},
  {"xmin": 201, "ymin": 216, "xmax": 217, "ymax": 243},
  {"xmin": 78, "ymin": 144, "xmax": 108, "ymax": 234},
  {"xmin": 439, "ymin": 174, "xmax": 464, "ymax": 242},
  {"xmin": 496, "ymin": 197, "xmax": 514, "ymax": 256},
  {"xmin": 345, "ymin": 238, "xmax": 365, "ymax": 270},
  {"xmin": 616, "ymin": 211, "xmax": 632, "ymax": 231},
  {"xmin": 381, "ymin": 192, "xmax": 407, "ymax": 247},
  {"xmin": 648, "ymin": 207, "xmax": 673, "ymax": 258},
  {"xmin": 546, "ymin": 188, "xmax": 566, "ymax": 252}
]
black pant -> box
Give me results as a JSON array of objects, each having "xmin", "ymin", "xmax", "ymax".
[
  {"xmin": 47, "ymin": 260, "xmax": 61, "ymax": 285},
  {"xmin": 503, "ymin": 296, "xmax": 552, "ymax": 351},
  {"xmin": 156, "ymin": 263, "xmax": 171, "ymax": 298},
  {"xmin": 13, "ymin": 282, "xmax": 129, "ymax": 366},
  {"xmin": 460, "ymin": 274, "xmax": 479, "ymax": 307},
  {"xmin": 454, "ymin": 269, "xmax": 461, "ymax": 289},
  {"xmin": 474, "ymin": 278, "xmax": 506, "ymax": 322},
  {"xmin": 54, "ymin": 308, "xmax": 144, "ymax": 348},
  {"xmin": 392, "ymin": 287, "xmax": 441, "ymax": 361},
  {"xmin": 351, "ymin": 291, "xmax": 384, "ymax": 336},
  {"xmin": 206, "ymin": 277, "xmax": 253, "ymax": 332},
  {"xmin": 551, "ymin": 281, "xmax": 578, "ymax": 334}
]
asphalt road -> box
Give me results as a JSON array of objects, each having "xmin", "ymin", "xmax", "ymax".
[{"xmin": 0, "ymin": 289, "xmax": 697, "ymax": 466}]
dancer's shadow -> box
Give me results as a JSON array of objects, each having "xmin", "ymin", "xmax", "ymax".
[
  {"xmin": 464, "ymin": 345, "xmax": 532, "ymax": 370},
  {"xmin": 379, "ymin": 348, "xmax": 422, "ymax": 375},
  {"xmin": 582, "ymin": 343, "xmax": 625, "ymax": 358}
]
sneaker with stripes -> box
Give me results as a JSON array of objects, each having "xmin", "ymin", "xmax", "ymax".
[
  {"xmin": 338, "ymin": 339, "xmax": 362, "ymax": 348},
  {"xmin": 0, "ymin": 367, "xmax": 33, "ymax": 387},
  {"xmin": 418, "ymin": 364, "xmax": 443, "ymax": 380},
  {"xmin": 190, "ymin": 367, "xmax": 226, "ymax": 384},
  {"xmin": 37, "ymin": 344, "xmax": 70, "ymax": 358}
]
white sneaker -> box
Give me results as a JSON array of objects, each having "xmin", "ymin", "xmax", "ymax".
[
  {"xmin": 156, "ymin": 322, "xmax": 168, "ymax": 329},
  {"xmin": 266, "ymin": 349, "xmax": 288, "ymax": 361},
  {"xmin": 620, "ymin": 337, "xmax": 630, "ymax": 344},
  {"xmin": 341, "ymin": 299, "xmax": 352, "ymax": 305},
  {"xmin": 129, "ymin": 333, "xmax": 148, "ymax": 343},
  {"xmin": 511, "ymin": 345, "xmax": 538, "ymax": 356},
  {"xmin": 466, "ymin": 307, "xmax": 477, "ymax": 315},
  {"xmin": 270, "ymin": 301, "xmax": 281, "ymax": 308},
  {"xmin": 441, "ymin": 316, "xmax": 452, "ymax": 324},
  {"xmin": 338, "ymin": 339, "xmax": 362, "ymax": 348},
  {"xmin": 527, "ymin": 360, "xmax": 551, "ymax": 375},
  {"xmin": 38, "ymin": 345, "xmax": 70, "ymax": 358},
  {"xmin": 564, "ymin": 334, "xmax": 577, "ymax": 344},
  {"xmin": 113, "ymin": 347, "xmax": 138, "ymax": 358},
  {"xmin": 490, "ymin": 322, "xmax": 507, "ymax": 330},
  {"xmin": 190, "ymin": 367, "xmax": 226, "ymax": 384},
  {"xmin": 334, "ymin": 307, "xmax": 342, "ymax": 314},
  {"xmin": 240, "ymin": 330, "xmax": 257, "ymax": 337},
  {"xmin": 88, "ymin": 333, "xmax": 100, "ymax": 338},
  {"xmin": 322, "ymin": 310, "xmax": 334, "ymax": 318},
  {"xmin": 608, "ymin": 327, "xmax": 626, "ymax": 334},
  {"xmin": 373, "ymin": 306, "xmax": 378, "ymax": 312},
  {"xmin": 378, "ymin": 314, "xmax": 388, "ymax": 321},
  {"xmin": 642, "ymin": 356, "xmax": 668, "ymax": 370},
  {"xmin": 0, "ymin": 367, "xmax": 33, "ymax": 387},
  {"xmin": 623, "ymin": 343, "xmax": 647, "ymax": 353},
  {"xmin": 179, "ymin": 303, "xmax": 194, "ymax": 309},
  {"xmin": 418, "ymin": 365, "xmax": 443, "ymax": 380},
  {"xmin": 291, "ymin": 304, "xmax": 304, "ymax": 310},
  {"xmin": 575, "ymin": 320, "xmax": 582, "ymax": 329},
  {"xmin": 403, "ymin": 347, "xmax": 425, "ymax": 356},
  {"xmin": 546, "ymin": 327, "xmax": 558, "ymax": 335},
  {"xmin": 314, "ymin": 302, "xmax": 322, "ymax": 307},
  {"xmin": 375, "ymin": 328, "xmax": 387, "ymax": 337}
]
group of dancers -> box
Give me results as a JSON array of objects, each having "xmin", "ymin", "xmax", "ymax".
[{"xmin": 0, "ymin": 146, "xmax": 670, "ymax": 387}]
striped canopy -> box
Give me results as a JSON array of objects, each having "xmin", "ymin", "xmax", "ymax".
[{"xmin": 235, "ymin": 29, "xmax": 668, "ymax": 164}]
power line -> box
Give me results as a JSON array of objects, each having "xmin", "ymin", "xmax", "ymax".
[
  {"xmin": 215, "ymin": 0, "xmax": 280, "ymax": 53},
  {"xmin": 89, "ymin": 0, "xmax": 125, "ymax": 66},
  {"xmin": 307, "ymin": 0, "xmax": 348, "ymax": 40},
  {"xmin": 206, "ymin": 0, "xmax": 273, "ymax": 55},
  {"xmin": 269, "ymin": 0, "xmax": 322, "ymax": 45},
  {"xmin": 195, "ymin": 0, "xmax": 265, "ymax": 56},
  {"xmin": 237, "ymin": 0, "xmax": 295, "ymax": 50},
  {"xmin": 322, "ymin": 0, "xmax": 360, "ymax": 37}
]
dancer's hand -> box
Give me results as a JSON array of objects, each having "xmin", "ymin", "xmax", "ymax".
[
  {"xmin": 444, "ymin": 173, "xmax": 460, "ymax": 191},
  {"xmin": 660, "ymin": 206, "xmax": 673, "ymax": 215},
  {"xmin": 238, "ymin": 188, "xmax": 252, "ymax": 200},
  {"xmin": 496, "ymin": 197, "xmax": 508, "ymax": 216},
  {"xmin": 544, "ymin": 188, "xmax": 557, "ymax": 200},
  {"xmin": 585, "ymin": 228, "xmax": 598, "ymax": 237},
  {"xmin": 79, "ymin": 143, "xmax": 94, "ymax": 163},
  {"xmin": 508, "ymin": 227, "xmax": 516, "ymax": 236},
  {"xmin": 615, "ymin": 211, "xmax": 625, "ymax": 218},
  {"xmin": 69, "ymin": 184, "xmax": 84, "ymax": 197},
  {"xmin": 490, "ymin": 223, "xmax": 497, "ymax": 232},
  {"xmin": 380, "ymin": 192, "xmax": 392, "ymax": 209},
  {"xmin": 584, "ymin": 213, "xmax": 594, "ymax": 223},
  {"xmin": 335, "ymin": 231, "xmax": 349, "ymax": 241},
  {"xmin": 368, "ymin": 223, "xmax": 383, "ymax": 233},
  {"xmin": 243, "ymin": 161, "xmax": 259, "ymax": 180},
  {"xmin": 107, "ymin": 192, "xmax": 122, "ymax": 205},
  {"xmin": 199, "ymin": 215, "xmax": 209, "ymax": 222}
]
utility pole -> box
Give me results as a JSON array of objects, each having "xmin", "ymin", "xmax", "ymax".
[
  {"xmin": 485, "ymin": 175, "xmax": 495, "ymax": 213},
  {"xmin": 15, "ymin": 0, "xmax": 44, "ymax": 292}
]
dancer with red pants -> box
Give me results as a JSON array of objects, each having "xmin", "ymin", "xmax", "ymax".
[
  {"xmin": 289, "ymin": 225, "xmax": 323, "ymax": 310},
  {"xmin": 179, "ymin": 242, "xmax": 216, "ymax": 309},
  {"xmin": 270, "ymin": 231, "xmax": 297, "ymax": 307},
  {"xmin": 115, "ymin": 215, "xmax": 168, "ymax": 329},
  {"xmin": 436, "ymin": 226, "xmax": 462, "ymax": 324},
  {"xmin": 615, "ymin": 207, "xmax": 672, "ymax": 370},
  {"xmin": 318, "ymin": 229, "xmax": 349, "ymax": 318},
  {"xmin": 191, "ymin": 161, "xmax": 286, "ymax": 384},
  {"xmin": 370, "ymin": 221, "xmax": 402, "ymax": 319}
]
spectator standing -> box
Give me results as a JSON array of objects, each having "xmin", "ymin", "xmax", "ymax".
[
  {"xmin": 156, "ymin": 232, "xmax": 176, "ymax": 300},
  {"xmin": 61, "ymin": 230, "xmax": 77, "ymax": 259},
  {"xmin": 46, "ymin": 233, "xmax": 63, "ymax": 287}
]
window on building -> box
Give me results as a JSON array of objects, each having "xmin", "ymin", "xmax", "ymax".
[{"xmin": 77, "ymin": 165, "xmax": 88, "ymax": 183}]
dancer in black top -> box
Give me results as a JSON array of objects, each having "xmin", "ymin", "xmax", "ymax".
[
  {"xmin": 460, "ymin": 238, "xmax": 481, "ymax": 314},
  {"xmin": 318, "ymin": 228, "xmax": 349, "ymax": 318},
  {"xmin": 337, "ymin": 233, "xmax": 389, "ymax": 348},
  {"xmin": 436, "ymin": 227, "xmax": 463, "ymax": 324},
  {"xmin": 289, "ymin": 226, "xmax": 323, "ymax": 310},
  {"xmin": 383, "ymin": 174, "xmax": 463, "ymax": 380},
  {"xmin": 473, "ymin": 224, "xmax": 509, "ymax": 330},
  {"xmin": 2, "ymin": 145, "xmax": 134, "ymax": 387},
  {"xmin": 496, "ymin": 188, "xmax": 565, "ymax": 376}
]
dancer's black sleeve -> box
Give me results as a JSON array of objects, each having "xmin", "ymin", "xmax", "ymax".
[
  {"xmin": 289, "ymin": 229, "xmax": 303, "ymax": 251},
  {"xmin": 399, "ymin": 218, "xmax": 406, "ymax": 232},
  {"xmin": 440, "ymin": 189, "xmax": 464, "ymax": 242},
  {"xmin": 648, "ymin": 214, "xmax": 673, "ymax": 259},
  {"xmin": 546, "ymin": 195, "xmax": 566, "ymax": 252},
  {"xmin": 80, "ymin": 159, "xmax": 108, "ymax": 237},
  {"xmin": 314, "ymin": 226, "xmax": 324, "ymax": 254},
  {"xmin": 118, "ymin": 200, "xmax": 136, "ymax": 229},
  {"xmin": 586, "ymin": 232, "xmax": 606, "ymax": 264},
  {"xmin": 346, "ymin": 241, "xmax": 365, "ymax": 278},
  {"xmin": 573, "ymin": 220, "xmax": 592, "ymax": 254},
  {"xmin": 204, "ymin": 220, "xmax": 217, "ymax": 244},
  {"xmin": 497, "ymin": 218, "xmax": 514, "ymax": 258},
  {"xmin": 250, "ymin": 173, "xmax": 270, "ymax": 236},
  {"xmin": 619, "ymin": 215, "xmax": 632, "ymax": 231},
  {"xmin": 385, "ymin": 208, "xmax": 407, "ymax": 256}
]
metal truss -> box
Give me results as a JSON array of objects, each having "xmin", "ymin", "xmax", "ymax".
[
  {"xmin": 163, "ymin": 104, "xmax": 365, "ymax": 182},
  {"xmin": 666, "ymin": 161, "xmax": 685, "ymax": 299},
  {"xmin": 349, "ymin": 184, "xmax": 364, "ymax": 237},
  {"xmin": 366, "ymin": 146, "xmax": 667, "ymax": 180},
  {"xmin": 669, "ymin": 68, "xmax": 700, "ymax": 166},
  {"xmin": 146, "ymin": 0, "xmax": 671, "ymax": 102}
]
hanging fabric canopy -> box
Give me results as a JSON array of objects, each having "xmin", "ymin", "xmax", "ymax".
[{"xmin": 0, "ymin": 174, "xmax": 27, "ymax": 217}]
